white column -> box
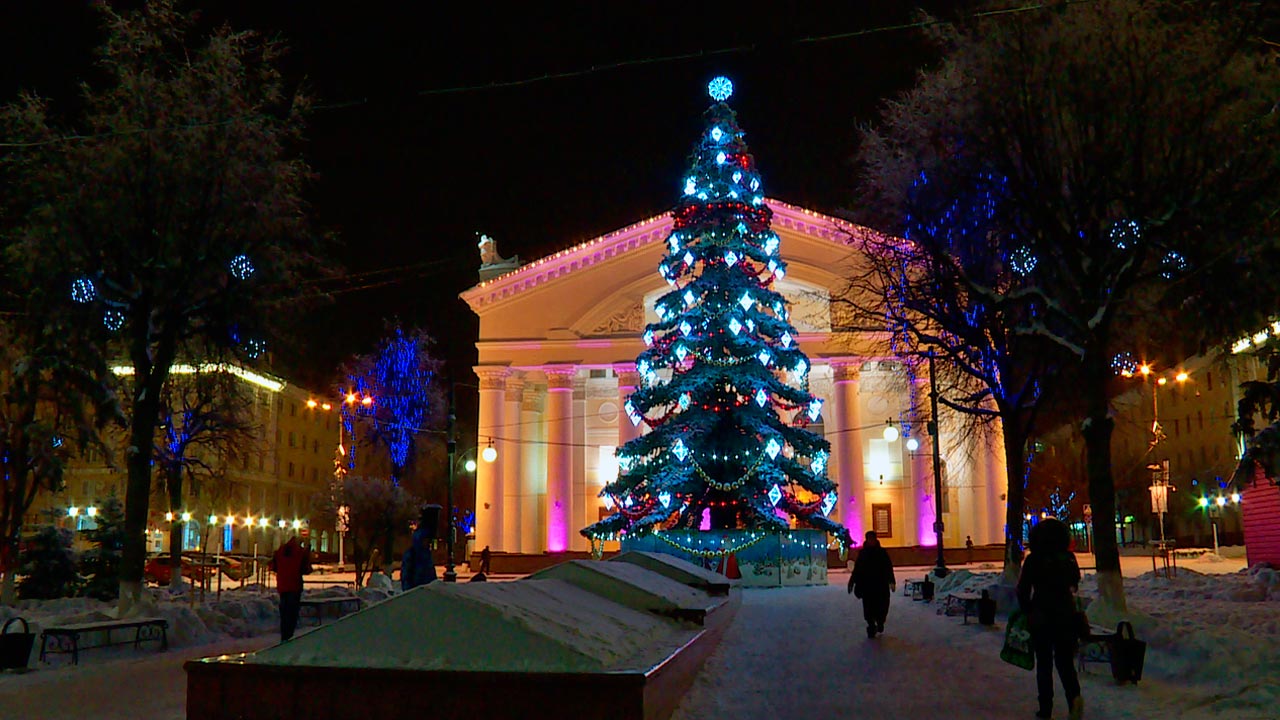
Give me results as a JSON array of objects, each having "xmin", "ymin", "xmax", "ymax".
[
  {"xmin": 544, "ymin": 367, "xmax": 576, "ymax": 553},
  {"xmin": 519, "ymin": 385, "xmax": 544, "ymax": 553},
  {"xmin": 571, "ymin": 376, "xmax": 588, "ymax": 552},
  {"xmin": 986, "ymin": 420, "xmax": 1008, "ymax": 546},
  {"xmin": 473, "ymin": 366, "xmax": 507, "ymax": 554},
  {"xmin": 970, "ymin": 428, "xmax": 991, "ymax": 550},
  {"xmin": 501, "ymin": 375, "xmax": 524, "ymax": 554},
  {"xmin": 829, "ymin": 361, "xmax": 864, "ymax": 541}
]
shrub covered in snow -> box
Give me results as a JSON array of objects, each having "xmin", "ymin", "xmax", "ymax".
[{"xmin": 17, "ymin": 525, "xmax": 79, "ymax": 600}]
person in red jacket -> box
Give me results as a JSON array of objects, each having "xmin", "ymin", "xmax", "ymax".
[{"xmin": 270, "ymin": 536, "xmax": 312, "ymax": 640}]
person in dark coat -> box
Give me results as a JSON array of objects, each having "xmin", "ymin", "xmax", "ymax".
[
  {"xmin": 479, "ymin": 545, "xmax": 492, "ymax": 575},
  {"xmin": 401, "ymin": 526, "xmax": 437, "ymax": 591},
  {"xmin": 848, "ymin": 530, "xmax": 896, "ymax": 638},
  {"xmin": 269, "ymin": 536, "xmax": 312, "ymax": 641},
  {"xmin": 1017, "ymin": 518, "xmax": 1084, "ymax": 720}
]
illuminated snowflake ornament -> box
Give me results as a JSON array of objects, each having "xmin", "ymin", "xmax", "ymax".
[
  {"xmin": 765, "ymin": 438, "xmax": 782, "ymax": 460},
  {"xmin": 757, "ymin": 349, "xmax": 771, "ymax": 366},
  {"xmin": 738, "ymin": 293, "xmax": 754, "ymax": 311},
  {"xmin": 675, "ymin": 344, "xmax": 689, "ymax": 363},
  {"xmin": 680, "ymin": 320, "xmax": 693, "ymax": 337},
  {"xmin": 821, "ymin": 492, "xmax": 837, "ymax": 516},
  {"xmin": 812, "ymin": 450, "xmax": 828, "ymax": 475},
  {"xmin": 672, "ymin": 439, "xmax": 690, "ymax": 462},
  {"xmin": 724, "ymin": 251, "xmax": 738, "ymax": 267},
  {"xmin": 707, "ymin": 76, "xmax": 734, "ymax": 102},
  {"xmin": 70, "ymin": 276, "xmax": 97, "ymax": 304},
  {"xmin": 684, "ymin": 289, "xmax": 697, "ymax": 306},
  {"xmin": 729, "ymin": 318, "xmax": 742, "ymax": 335},
  {"xmin": 780, "ymin": 332, "xmax": 793, "ymax": 349},
  {"xmin": 755, "ymin": 388, "xmax": 769, "ymax": 407},
  {"xmin": 710, "ymin": 126, "xmax": 724, "ymax": 143},
  {"xmin": 767, "ymin": 484, "xmax": 783, "ymax": 507},
  {"xmin": 229, "ymin": 254, "xmax": 255, "ymax": 280}
]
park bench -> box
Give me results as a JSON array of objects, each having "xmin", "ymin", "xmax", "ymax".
[
  {"xmin": 299, "ymin": 596, "xmax": 362, "ymax": 626},
  {"xmin": 938, "ymin": 591, "xmax": 984, "ymax": 624},
  {"xmin": 1077, "ymin": 623, "xmax": 1118, "ymax": 671},
  {"xmin": 903, "ymin": 579, "xmax": 928, "ymax": 599},
  {"xmin": 39, "ymin": 617, "xmax": 168, "ymax": 665}
]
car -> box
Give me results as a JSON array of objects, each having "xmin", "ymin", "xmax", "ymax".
[{"xmin": 144, "ymin": 554, "xmax": 248, "ymax": 585}]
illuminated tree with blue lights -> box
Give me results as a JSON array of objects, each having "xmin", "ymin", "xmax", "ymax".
[
  {"xmin": 341, "ymin": 325, "xmax": 444, "ymax": 486},
  {"xmin": 583, "ymin": 78, "xmax": 851, "ymax": 551}
]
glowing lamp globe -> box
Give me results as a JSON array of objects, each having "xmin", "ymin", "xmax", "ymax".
[
  {"xmin": 905, "ymin": 437, "xmax": 920, "ymax": 452},
  {"xmin": 482, "ymin": 445, "xmax": 498, "ymax": 463},
  {"xmin": 883, "ymin": 424, "xmax": 900, "ymax": 443},
  {"xmin": 464, "ymin": 458, "xmax": 477, "ymax": 473}
]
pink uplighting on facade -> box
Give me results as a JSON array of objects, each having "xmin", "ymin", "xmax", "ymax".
[
  {"xmin": 919, "ymin": 492, "xmax": 937, "ymax": 546},
  {"xmin": 845, "ymin": 497, "xmax": 862, "ymax": 542}
]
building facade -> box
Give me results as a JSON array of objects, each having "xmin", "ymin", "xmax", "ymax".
[
  {"xmin": 29, "ymin": 365, "xmax": 348, "ymax": 557},
  {"xmin": 462, "ymin": 200, "xmax": 1009, "ymax": 555}
]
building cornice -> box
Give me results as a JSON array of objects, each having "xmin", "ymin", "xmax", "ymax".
[{"xmin": 459, "ymin": 198, "xmax": 883, "ymax": 312}]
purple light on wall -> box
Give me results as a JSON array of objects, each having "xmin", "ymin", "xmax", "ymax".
[
  {"xmin": 547, "ymin": 499, "xmax": 567, "ymax": 552},
  {"xmin": 700, "ymin": 508, "xmax": 712, "ymax": 531},
  {"xmin": 845, "ymin": 497, "xmax": 863, "ymax": 543},
  {"xmin": 919, "ymin": 491, "xmax": 937, "ymax": 546}
]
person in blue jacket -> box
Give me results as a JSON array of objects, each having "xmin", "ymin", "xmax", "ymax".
[{"xmin": 401, "ymin": 526, "xmax": 437, "ymax": 591}]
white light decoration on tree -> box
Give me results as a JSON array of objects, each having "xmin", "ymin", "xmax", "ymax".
[
  {"xmin": 659, "ymin": 491, "xmax": 672, "ymax": 509},
  {"xmin": 738, "ymin": 292, "xmax": 754, "ymax": 311},
  {"xmin": 725, "ymin": 250, "xmax": 738, "ymax": 266},
  {"xmin": 680, "ymin": 320, "xmax": 693, "ymax": 336},
  {"xmin": 807, "ymin": 399, "xmax": 823, "ymax": 421},
  {"xmin": 757, "ymin": 349, "xmax": 771, "ymax": 366},
  {"xmin": 669, "ymin": 234, "xmax": 681, "ymax": 252},
  {"xmin": 716, "ymin": 152, "xmax": 727, "ymax": 165},
  {"xmin": 644, "ymin": 329, "xmax": 655, "ymax": 346},
  {"xmin": 732, "ymin": 171, "xmax": 742, "ymax": 183},
  {"xmin": 70, "ymin": 276, "xmax": 97, "ymax": 303},
  {"xmin": 794, "ymin": 358, "xmax": 808, "ymax": 380},
  {"xmin": 710, "ymin": 127, "xmax": 724, "ymax": 142},
  {"xmin": 812, "ymin": 450, "xmax": 828, "ymax": 474},
  {"xmin": 755, "ymin": 388, "xmax": 769, "ymax": 407},
  {"xmin": 229, "ymin": 254, "xmax": 255, "ymax": 280},
  {"xmin": 729, "ymin": 318, "xmax": 742, "ymax": 335},
  {"xmin": 103, "ymin": 309, "xmax": 125, "ymax": 331},
  {"xmin": 683, "ymin": 251, "xmax": 695, "ymax": 266},
  {"xmin": 707, "ymin": 75, "xmax": 733, "ymax": 102},
  {"xmin": 764, "ymin": 234, "xmax": 779, "ymax": 255},
  {"xmin": 750, "ymin": 178, "xmax": 760, "ymax": 192},
  {"xmin": 672, "ymin": 438, "xmax": 690, "ymax": 462},
  {"xmin": 1161, "ymin": 250, "xmax": 1187, "ymax": 279},
  {"xmin": 765, "ymin": 438, "xmax": 782, "ymax": 460},
  {"xmin": 684, "ymin": 289, "xmax": 697, "ymax": 306},
  {"xmin": 684, "ymin": 178, "xmax": 696, "ymax": 195},
  {"xmin": 780, "ymin": 332, "xmax": 793, "ymax": 348},
  {"xmin": 1110, "ymin": 219, "xmax": 1142, "ymax": 250},
  {"xmin": 1010, "ymin": 245, "xmax": 1037, "ymax": 276},
  {"xmin": 625, "ymin": 400, "xmax": 643, "ymax": 426},
  {"xmin": 679, "ymin": 392, "xmax": 691, "ymax": 410},
  {"xmin": 768, "ymin": 484, "xmax": 782, "ymax": 506},
  {"xmin": 675, "ymin": 344, "xmax": 689, "ymax": 362},
  {"xmin": 822, "ymin": 492, "xmax": 837, "ymax": 516}
]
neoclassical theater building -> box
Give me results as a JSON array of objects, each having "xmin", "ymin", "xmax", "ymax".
[{"xmin": 462, "ymin": 199, "xmax": 1008, "ymax": 556}]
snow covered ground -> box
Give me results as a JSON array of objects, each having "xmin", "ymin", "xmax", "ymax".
[{"xmin": 0, "ymin": 553, "xmax": 1275, "ymax": 719}]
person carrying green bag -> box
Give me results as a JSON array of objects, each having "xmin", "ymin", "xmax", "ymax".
[
  {"xmin": 1001, "ymin": 609, "xmax": 1035, "ymax": 670},
  {"xmin": 1017, "ymin": 518, "xmax": 1084, "ymax": 720}
]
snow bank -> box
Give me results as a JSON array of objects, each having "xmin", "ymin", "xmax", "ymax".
[
  {"xmin": 0, "ymin": 585, "xmax": 298, "ymax": 667},
  {"xmin": 249, "ymin": 579, "xmax": 699, "ymax": 673}
]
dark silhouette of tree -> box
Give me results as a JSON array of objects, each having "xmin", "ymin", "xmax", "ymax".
[
  {"xmin": 0, "ymin": 1, "xmax": 329, "ymax": 611},
  {"xmin": 854, "ymin": 0, "xmax": 1280, "ymax": 611}
]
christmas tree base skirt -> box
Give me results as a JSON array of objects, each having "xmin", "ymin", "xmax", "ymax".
[{"xmin": 621, "ymin": 529, "xmax": 829, "ymax": 587}]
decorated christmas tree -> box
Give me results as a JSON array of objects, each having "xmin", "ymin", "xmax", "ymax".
[{"xmin": 583, "ymin": 77, "xmax": 851, "ymax": 552}]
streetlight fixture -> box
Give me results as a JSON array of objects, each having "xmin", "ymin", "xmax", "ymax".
[{"xmin": 882, "ymin": 420, "xmax": 899, "ymax": 442}]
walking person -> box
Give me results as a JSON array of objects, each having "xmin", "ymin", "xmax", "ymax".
[
  {"xmin": 1018, "ymin": 518, "xmax": 1084, "ymax": 720},
  {"xmin": 401, "ymin": 525, "xmax": 438, "ymax": 591},
  {"xmin": 848, "ymin": 530, "xmax": 895, "ymax": 638},
  {"xmin": 269, "ymin": 535, "xmax": 312, "ymax": 641},
  {"xmin": 479, "ymin": 545, "xmax": 492, "ymax": 576}
]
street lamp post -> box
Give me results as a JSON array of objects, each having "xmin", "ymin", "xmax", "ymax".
[
  {"xmin": 443, "ymin": 381, "xmax": 496, "ymax": 583},
  {"xmin": 927, "ymin": 352, "xmax": 949, "ymax": 578}
]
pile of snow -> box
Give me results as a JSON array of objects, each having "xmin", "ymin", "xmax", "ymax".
[
  {"xmin": 919, "ymin": 561, "xmax": 1280, "ymax": 694},
  {"xmin": 0, "ymin": 584, "xmax": 366, "ymax": 667},
  {"xmin": 250, "ymin": 579, "xmax": 699, "ymax": 673}
]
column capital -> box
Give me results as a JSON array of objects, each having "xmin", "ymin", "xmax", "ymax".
[
  {"xmin": 614, "ymin": 363, "xmax": 641, "ymax": 389},
  {"xmin": 473, "ymin": 365, "xmax": 510, "ymax": 391},
  {"xmin": 504, "ymin": 376, "xmax": 526, "ymax": 403},
  {"xmin": 543, "ymin": 365, "xmax": 577, "ymax": 390},
  {"xmin": 830, "ymin": 359, "xmax": 864, "ymax": 383}
]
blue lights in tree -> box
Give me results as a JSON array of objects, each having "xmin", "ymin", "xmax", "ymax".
[
  {"xmin": 1109, "ymin": 219, "xmax": 1141, "ymax": 250},
  {"xmin": 1161, "ymin": 250, "xmax": 1187, "ymax": 279},
  {"xmin": 229, "ymin": 254, "xmax": 255, "ymax": 280},
  {"xmin": 1111, "ymin": 351, "xmax": 1138, "ymax": 376},
  {"xmin": 1010, "ymin": 245, "xmax": 1037, "ymax": 276},
  {"xmin": 244, "ymin": 338, "xmax": 266, "ymax": 359},
  {"xmin": 70, "ymin": 276, "xmax": 97, "ymax": 303}
]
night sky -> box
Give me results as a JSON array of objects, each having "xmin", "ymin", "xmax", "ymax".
[{"xmin": 1, "ymin": 1, "xmax": 957, "ymax": 392}]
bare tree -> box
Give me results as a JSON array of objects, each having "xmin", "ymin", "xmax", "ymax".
[
  {"xmin": 316, "ymin": 475, "xmax": 417, "ymax": 588},
  {"xmin": 151, "ymin": 370, "xmax": 256, "ymax": 590},
  {"xmin": 854, "ymin": 0, "xmax": 1280, "ymax": 611}
]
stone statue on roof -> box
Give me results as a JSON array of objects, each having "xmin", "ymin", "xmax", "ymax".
[{"xmin": 476, "ymin": 233, "xmax": 520, "ymax": 282}]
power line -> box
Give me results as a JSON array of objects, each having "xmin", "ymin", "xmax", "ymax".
[{"xmin": 0, "ymin": 1, "xmax": 1093, "ymax": 149}]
